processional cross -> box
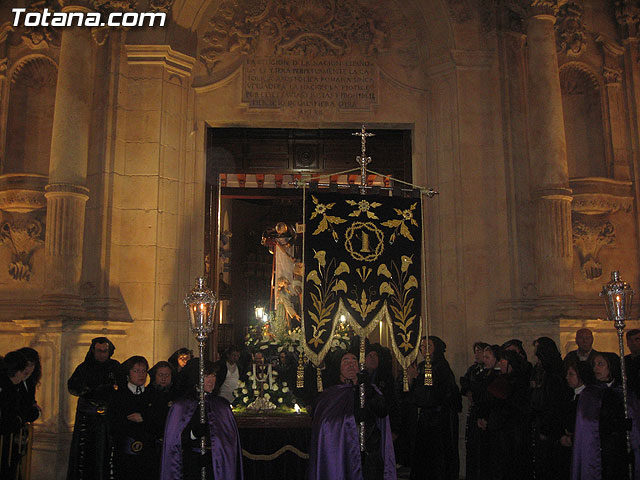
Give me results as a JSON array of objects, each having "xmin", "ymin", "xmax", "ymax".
[{"xmin": 353, "ymin": 125, "xmax": 375, "ymax": 194}]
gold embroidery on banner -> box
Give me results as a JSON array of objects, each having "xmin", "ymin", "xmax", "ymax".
[{"xmin": 344, "ymin": 222, "xmax": 384, "ymax": 262}]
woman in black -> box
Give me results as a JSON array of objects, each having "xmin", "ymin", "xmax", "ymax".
[
  {"xmin": 110, "ymin": 355, "xmax": 158, "ymax": 480},
  {"xmin": 0, "ymin": 350, "xmax": 37, "ymax": 479},
  {"xmin": 16, "ymin": 347, "xmax": 41, "ymax": 422},
  {"xmin": 460, "ymin": 341, "xmax": 489, "ymax": 480},
  {"xmin": 558, "ymin": 359, "xmax": 590, "ymax": 478},
  {"xmin": 530, "ymin": 337, "xmax": 572, "ymax": 479},
  {"xmin": 476, "ymin": 348, "xmax": 531, "ymax": 480},
  {"xmin": 409, "ymin": 336, "xmax": 462, "ymax": 480}
]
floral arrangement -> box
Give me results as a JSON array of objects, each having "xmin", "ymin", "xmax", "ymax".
[{"xmin": 232, "ymin": 368, "xmax": 298, "ymax": 410}]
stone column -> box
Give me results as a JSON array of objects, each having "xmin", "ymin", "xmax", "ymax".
[
  {"xmin": 42, "ymin": 3, "xmax": 92, "ymax": 306},
  {"xmin": 526, "ymin": 1, "xmax": 574, "ymax": 297}
]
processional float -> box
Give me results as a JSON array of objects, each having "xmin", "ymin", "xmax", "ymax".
[{"xmin": 296, "ymin": 125, "xmax": 438, "ymax": 451}]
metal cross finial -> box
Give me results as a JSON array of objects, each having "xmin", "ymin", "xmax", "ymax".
[{"xmin": 352, "ymin": 125, "xmax": 375, "ymax": 194}]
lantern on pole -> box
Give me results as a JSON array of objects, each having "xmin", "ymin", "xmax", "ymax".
[
  {"xmin": 184, "ymin": 277, "xmax": 218, "ymax": 480},
  {"xmin": 600, "ymin": 270, "xmax": 634, "ymax": 477}
]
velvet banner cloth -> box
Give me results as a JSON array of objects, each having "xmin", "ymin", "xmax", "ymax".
[
  {"xmin": 571, "ymin": 385, "xmax": 640, "ymax": 480},
  {"xmin": 308, "ymin": 383, "xmax": 396, "ymax": 480},
  {"xmin": 160, "ymin": 394, "xmax": 243, "ymax": 480}
]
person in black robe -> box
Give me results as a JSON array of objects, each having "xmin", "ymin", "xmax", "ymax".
[
  {"xmin": 558, "ymin": 359, "xmax": 590, "ymax": 478},
  {"xmin": 66, "ymin": 337, "xmax": 120, "ymax": 480},
  {"xmin": 160, "ymin": 358, "xmax": 243, "ymax": 480},
  {"xmin": 476, "ymin": 348, "xmax": 531, "ymax": 480},
  {"xmin": 110, "ymin": 356, "xmax": 159, "ymax": 480},
  {"xmin": 146, "ymin": 361, "xmax": 177, "ymax": 475},
  {"xmin": 0, "ymin": 350, "xmax": 37, "ymax": 479},
  {"xmin": 168, "ymin": 347, "xmax": 193, "ymax": 397},
  {"xmin": 16, "ymin": 347, "xmax": 42, "ymax": 422},
  {"xmin": 625, "ymin": 328, "xmax": 640, "ymax": 397},
  {"xmin": 460, "ymin": 341, "xmax": 489, "ymax": 480},
  {"xmin": 571, "ymin": 352, "xmax": 633, "ymax": 479},
  {"xmin": 530, "ymin": 337, "xmax": 573, "ymax": 480},
  {"xmin": 409, "ymin": 336, "xmax": 462, "ymax": 480},
  {"xmin": 364, "ymin": 342, "xmax": 400, "ymax": 436},
  {"xmin": 309, "ymin": 349, "xmax": 395, "ymax": 480}
]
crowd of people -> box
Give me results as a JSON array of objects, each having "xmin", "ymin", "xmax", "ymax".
[{"xmin": 3, "ymin": 327, "xmax": 640, "ymax": 479}]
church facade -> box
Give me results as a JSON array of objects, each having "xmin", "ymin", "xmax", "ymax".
[{"xmin": 0, "ymin": 0, "xmax": 639, "ymax": 478}]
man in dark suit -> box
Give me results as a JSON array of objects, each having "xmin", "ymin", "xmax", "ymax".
[{"xmin": 564, "ymin": 328, "xmax": 598, "ymax": 369}]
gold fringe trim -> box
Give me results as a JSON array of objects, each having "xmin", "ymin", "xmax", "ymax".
[
  {"xmin": 423, "ymin": 352, "xmax": 433, "ymax": 386},
  {"xmin": 316, "ymin": 368, "xmax": 323, "ymax": 392},
  {"xmin": 296, "ymin": 351, "xmax": 305, "ymax": 389},
  {"xmin": 242, "ymin": 445, "xmax": 309, "ymax": 461},
  {"xmin": 387, "ymin": 315, "xmax": 422, "ymax": 392}
]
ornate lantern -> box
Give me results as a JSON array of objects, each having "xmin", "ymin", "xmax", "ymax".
[
  {"xmin": 184, "ymin": 277, "xmax": 218, "ymax": 480},
  {"xmin": 600, "ymin": 270, "xmax": 634, "ymax": 477}
]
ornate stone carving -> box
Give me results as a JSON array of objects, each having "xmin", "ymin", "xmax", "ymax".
[
  {"xmin": 93, "ymin": 0, "xmax": 137, "ymax": 12},
  {"xmin": 570, "ymin": 178, "xmax": 634, "ymax": 215},
  {"xmin": 555, "ymin": 2, "xmax": 586, "ymax": 57},
  {"xmin": 528, "ymin": 0, "xmax": 559, "ymax": 17},
  {"xmin": 14, "ymin": 0, "xmax": 61, "ymax": 48},
  {"xmin": 0, "ymin": 216, "xmax": 45, "ymax": 281},
  {"xmin": 0, "ymin": 174, "xmax": 48, "ymax": 213},
  {"xmin": 560, "ymin": 63, "xmax": 599, "ymax": 96},
  {"xmin": 200, "ymin": 0, "xmax": 390, "ymax": 74},
  {"xmin": 11, "ymin": 56, "xmax": 57, "ymax": 88},
  {"xmin": 615, "ymin": 0, "xmax": 640, "ymax": 39},
  {"xmin": 603, "ymin": 66, "xmax": 623, "ymax": 85},
  {"xmin": 149, "ymin": 0, "xmax": 174, "ymax": 14},
  {"xmin": 572, "ymin": 218, "xmax": 615, "ymax": 280}
]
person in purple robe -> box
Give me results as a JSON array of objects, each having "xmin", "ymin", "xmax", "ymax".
[
  {"xmin": 571, "ymin": 352, "xmax": 640, "ymax": 480},
  {"xmin": 160, "ymin": 358, "xmax": 243, "ymax": 480},
  {"xmin": 308, "ymin": 349, "xmax": 397, "ymax": 480}
]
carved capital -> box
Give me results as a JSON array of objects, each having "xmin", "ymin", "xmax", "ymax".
[
  {"xmin": 555, "ymin": 2, "xmax": 586, "ymax": 56},
  {"xmin": 149, "ymin": 0, "xmax": 174, "ymax": 14},
  {"xmin": 572, "ymin": 217, "xmax": 615, "ymax": 281},
  {"xmin": 604, "ymin": 66, "xmax": 623, "ymax": 85},
  {"xmin": 615, "ymin": 0, "xmax": 640, "ymax": 39},
  {"xmin": 528, "ymin": 0, "xmax": 559, "ymax": 18},
  {"xmin": 0, "ymin": 214, "xmax": 45, "ymax": 282}
]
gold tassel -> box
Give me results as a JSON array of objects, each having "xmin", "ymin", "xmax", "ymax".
[
  {"xmin": 424, "ymin": 353, "xmax": 433, "ymax": 386},
  {"xmin": 316, "ymin": 368, "xmax": 323, "ymax": 392},
  {"xmin": 403, "ymin": 367, "xmax": 409, "ymax": 392},
  {"xmin": 359, "ymin": 336, "xmax": 366, "ymax": 366},
  {"xmin": 296, "ymin": 352, "xmax": 305, "ymax": 389}
]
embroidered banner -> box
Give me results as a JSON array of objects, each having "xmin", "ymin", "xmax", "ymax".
[{"xmin": 303, "ymin": 192, "xmax": 423, "ymax": 370}]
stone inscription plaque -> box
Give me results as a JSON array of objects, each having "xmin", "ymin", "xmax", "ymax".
[{"xmin": 242, "ymin": 56, "xmax": 378, "ymax": 114}]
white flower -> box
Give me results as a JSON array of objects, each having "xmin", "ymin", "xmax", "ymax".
[
  {"xmin": 264, "ymin": 393, "xmax": 271, "ymax": 400},
  {"xmin": 242, "ymin": 388, "xmax": 248, "ymax": 394},
  {"xmin": 282, "ymin": 382, "xmax": 288, "ymax": 387},
  {"xmin": 282, "ymin": 387, "xmax": 289, "ymax": 393},
  {"xmin": 253, "ymin": 390, "xmax": 259, "ymax": 396},
  {"xmin": 242, "ymin": 397, "xmax": 248, "ymax": 403},
  {"xmin": 271, "ymin": 384, "xmax": 279, "ymax": 391},
  {"xmin": 277, "ymin": 398, "xmax": 283, "ymax": 404},
  {"xmin": 238, "ymin": 381, "xmax": 245, "ymax": 388}
]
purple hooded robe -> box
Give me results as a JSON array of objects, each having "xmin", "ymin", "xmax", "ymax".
[
  {"xmin": 160, "ymin": 393, "xmax": 243, "ymax": 480},
  {"xmin": 571, "ymin": 384, "xmax": 640, "ymax": 480},
  {"xmin": 308, "ymin": 383, "xmax": 397, "ymax": 480}
]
